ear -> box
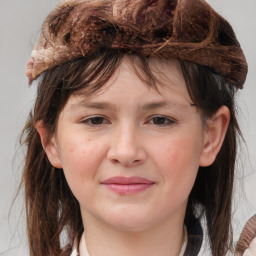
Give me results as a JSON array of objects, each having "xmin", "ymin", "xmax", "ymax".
[
  {"xmin": 36, "ymin": 120, "xmax": 63, "ymax": 169},
  {"xmin": 199, "ymin": 106, "xmax": 230, "ymax": 167}
]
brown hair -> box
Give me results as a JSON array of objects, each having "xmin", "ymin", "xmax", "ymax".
[{"xmin": 21, "ymin": 0, "xmax": 247, "ymax": 255}]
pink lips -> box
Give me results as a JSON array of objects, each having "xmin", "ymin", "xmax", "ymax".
[{"xmin": 101, "ymin": 176, "xmax": 155, "ymax": 195}]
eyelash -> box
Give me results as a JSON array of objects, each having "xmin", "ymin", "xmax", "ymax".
[{"xmin": 81, "ymin": 115, "xmax": 175, "ymax": 127}]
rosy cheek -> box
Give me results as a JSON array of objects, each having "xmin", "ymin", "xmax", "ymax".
[
  {"xmin": 61, "ymin": 141, "xmax": 101, "ymax": 197},
  {"xmin": 61, "ymin": 140, "xmax": 98, "ymax": 175},
  {"xmin": 157, "ymin": 137, "xmax": 200, "ymax": 178},
  {"xmin": 159, "ymin": 139, "xmax": 200, "ymax": 200}
]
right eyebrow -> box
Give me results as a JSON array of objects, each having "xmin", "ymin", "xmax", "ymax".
[{"xmin": 69, "ymin": 101, "xmax": 118, "ymax": 111}]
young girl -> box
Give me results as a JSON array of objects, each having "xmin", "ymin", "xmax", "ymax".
[{"xmin": 22, "ymin": 0, "xmax": 250, "ymax": 255}]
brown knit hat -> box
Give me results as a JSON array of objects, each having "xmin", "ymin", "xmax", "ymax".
[{"xmin": 26, "ymin": 0, "xmax": 248, "ymax": 88}]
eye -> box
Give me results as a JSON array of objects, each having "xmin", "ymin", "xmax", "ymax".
[
  {"xmin": 82, "ymin": 116, "xmax": 109, "ymax": 125},
  {"xmin": 147, "ymin": 115, "xmax": 175, "ymax": 126}
]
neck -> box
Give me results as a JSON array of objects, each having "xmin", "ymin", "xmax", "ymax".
[{"xmin": 81, "ymin": 212, "xmax": 185, "ymax": 256}]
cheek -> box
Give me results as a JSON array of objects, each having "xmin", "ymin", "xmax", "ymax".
[
  {"xmin": 160, "ymin": 137, "xmax": 202, "ymax": 168},
  {"xmin": 58, "ymin": 137, "xmax": 105, "ymax": 193},
  {"xmin": 63, "ymin": 141, "xmax": 96, "ymax": 170},
  {"xmin": 153, "ymin": 136, "xmax": 203, "ymax": 194}
]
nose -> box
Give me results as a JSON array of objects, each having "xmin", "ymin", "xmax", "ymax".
[{"xmin": 107, "ymin": 124, "xmax": 147, "ymax": 167}]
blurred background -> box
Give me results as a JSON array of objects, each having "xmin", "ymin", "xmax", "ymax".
[{"xmin": 0, "ymin": 0, "xmax": 255, "ymax": 255}]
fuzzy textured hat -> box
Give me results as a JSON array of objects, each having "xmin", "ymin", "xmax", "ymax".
[{"xmin": 26, "ymin": 0, "xmax": 248, "ymax": 87}]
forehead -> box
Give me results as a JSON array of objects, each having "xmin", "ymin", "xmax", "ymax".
[{"xmin": 70, "ymin": 55, "xmax": 191, "ymax": 106}]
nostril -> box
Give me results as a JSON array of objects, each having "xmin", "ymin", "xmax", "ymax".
[
  {"xmin": 110, "ymin": 158, "xmax": 144, "ymax": 168},
  {"xmin": 112, "ymin": 159, "xmax": 120, "ymax": 164}
]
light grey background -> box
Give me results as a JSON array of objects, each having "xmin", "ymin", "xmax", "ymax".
[{"xmin": 0, "ymin": 0, "xmax": 255, "ymax": 255}]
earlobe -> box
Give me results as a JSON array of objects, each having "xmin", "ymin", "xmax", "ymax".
[
  {"xmin": 199, "ymin": 106, "xmax": 230, "ymax": 167},
  {"xmin": 36, "ymin": 120, "xmax": 63, "ymax": 169}
]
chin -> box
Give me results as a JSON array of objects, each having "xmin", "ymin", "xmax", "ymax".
[{"xmin": 99, "ymin": 207, "xmax": 153, "ymax": 232}]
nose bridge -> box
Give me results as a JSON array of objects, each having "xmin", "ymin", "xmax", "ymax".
[
  {"xmin": 117, "ymin": 122, "xmax": 136, "ymax": 146},
  {"xmin": 107, "ymin": 121, "xmax": 146, "ymax": 166}
]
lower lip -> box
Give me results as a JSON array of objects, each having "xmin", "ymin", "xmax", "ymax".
[{"xmin": 103, "ymin": 183, "xmax": 154, "ymax": 195}]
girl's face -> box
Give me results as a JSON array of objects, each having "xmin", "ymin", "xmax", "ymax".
[{"xmin": 44, "ymin": 57, "xmax": 217, "ymax": 232}]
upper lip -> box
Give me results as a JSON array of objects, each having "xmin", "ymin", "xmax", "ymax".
[{"xmin": 101, "ymin": 176, "xmax": 155, "ymax": 184}]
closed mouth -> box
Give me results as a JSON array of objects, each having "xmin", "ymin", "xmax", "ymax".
[{"xmin": 101, "ymin": 176, "xmax": 155, "ymax": 194}]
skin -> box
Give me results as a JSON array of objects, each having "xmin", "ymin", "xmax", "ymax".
[{"xmin": 37, "ymin": 56, "xmax": 230, "ymax": 256}]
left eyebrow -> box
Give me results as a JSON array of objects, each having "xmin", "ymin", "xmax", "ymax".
[{"xmin": 141, "ymin": 101, "xmax": 194, "ymax": 110}]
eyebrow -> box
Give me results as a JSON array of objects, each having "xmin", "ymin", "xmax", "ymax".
[
  {"xmin": 142, "ymin": 102, "xmax": 196, "ymax": 110},
  {"xmin": 69, "ymin": 101, "xmax": 118, "ymax": 111},
  {"xmin": 141, "ymin": 101, "xmax": 173, "ymax": 110}
]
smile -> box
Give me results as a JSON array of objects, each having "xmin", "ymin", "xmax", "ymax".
[{"xmin": 101, "ymin": 176, "xmax": 155, "ymax": 195}]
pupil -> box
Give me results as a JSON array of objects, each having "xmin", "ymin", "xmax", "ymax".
[
  {"xmin": 92, "ymin": 117, "xmax": 103, "ymax": 124},
  {"xmin": 154, "ymin": 117, "xmax": 165, "ymax": 124}
]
